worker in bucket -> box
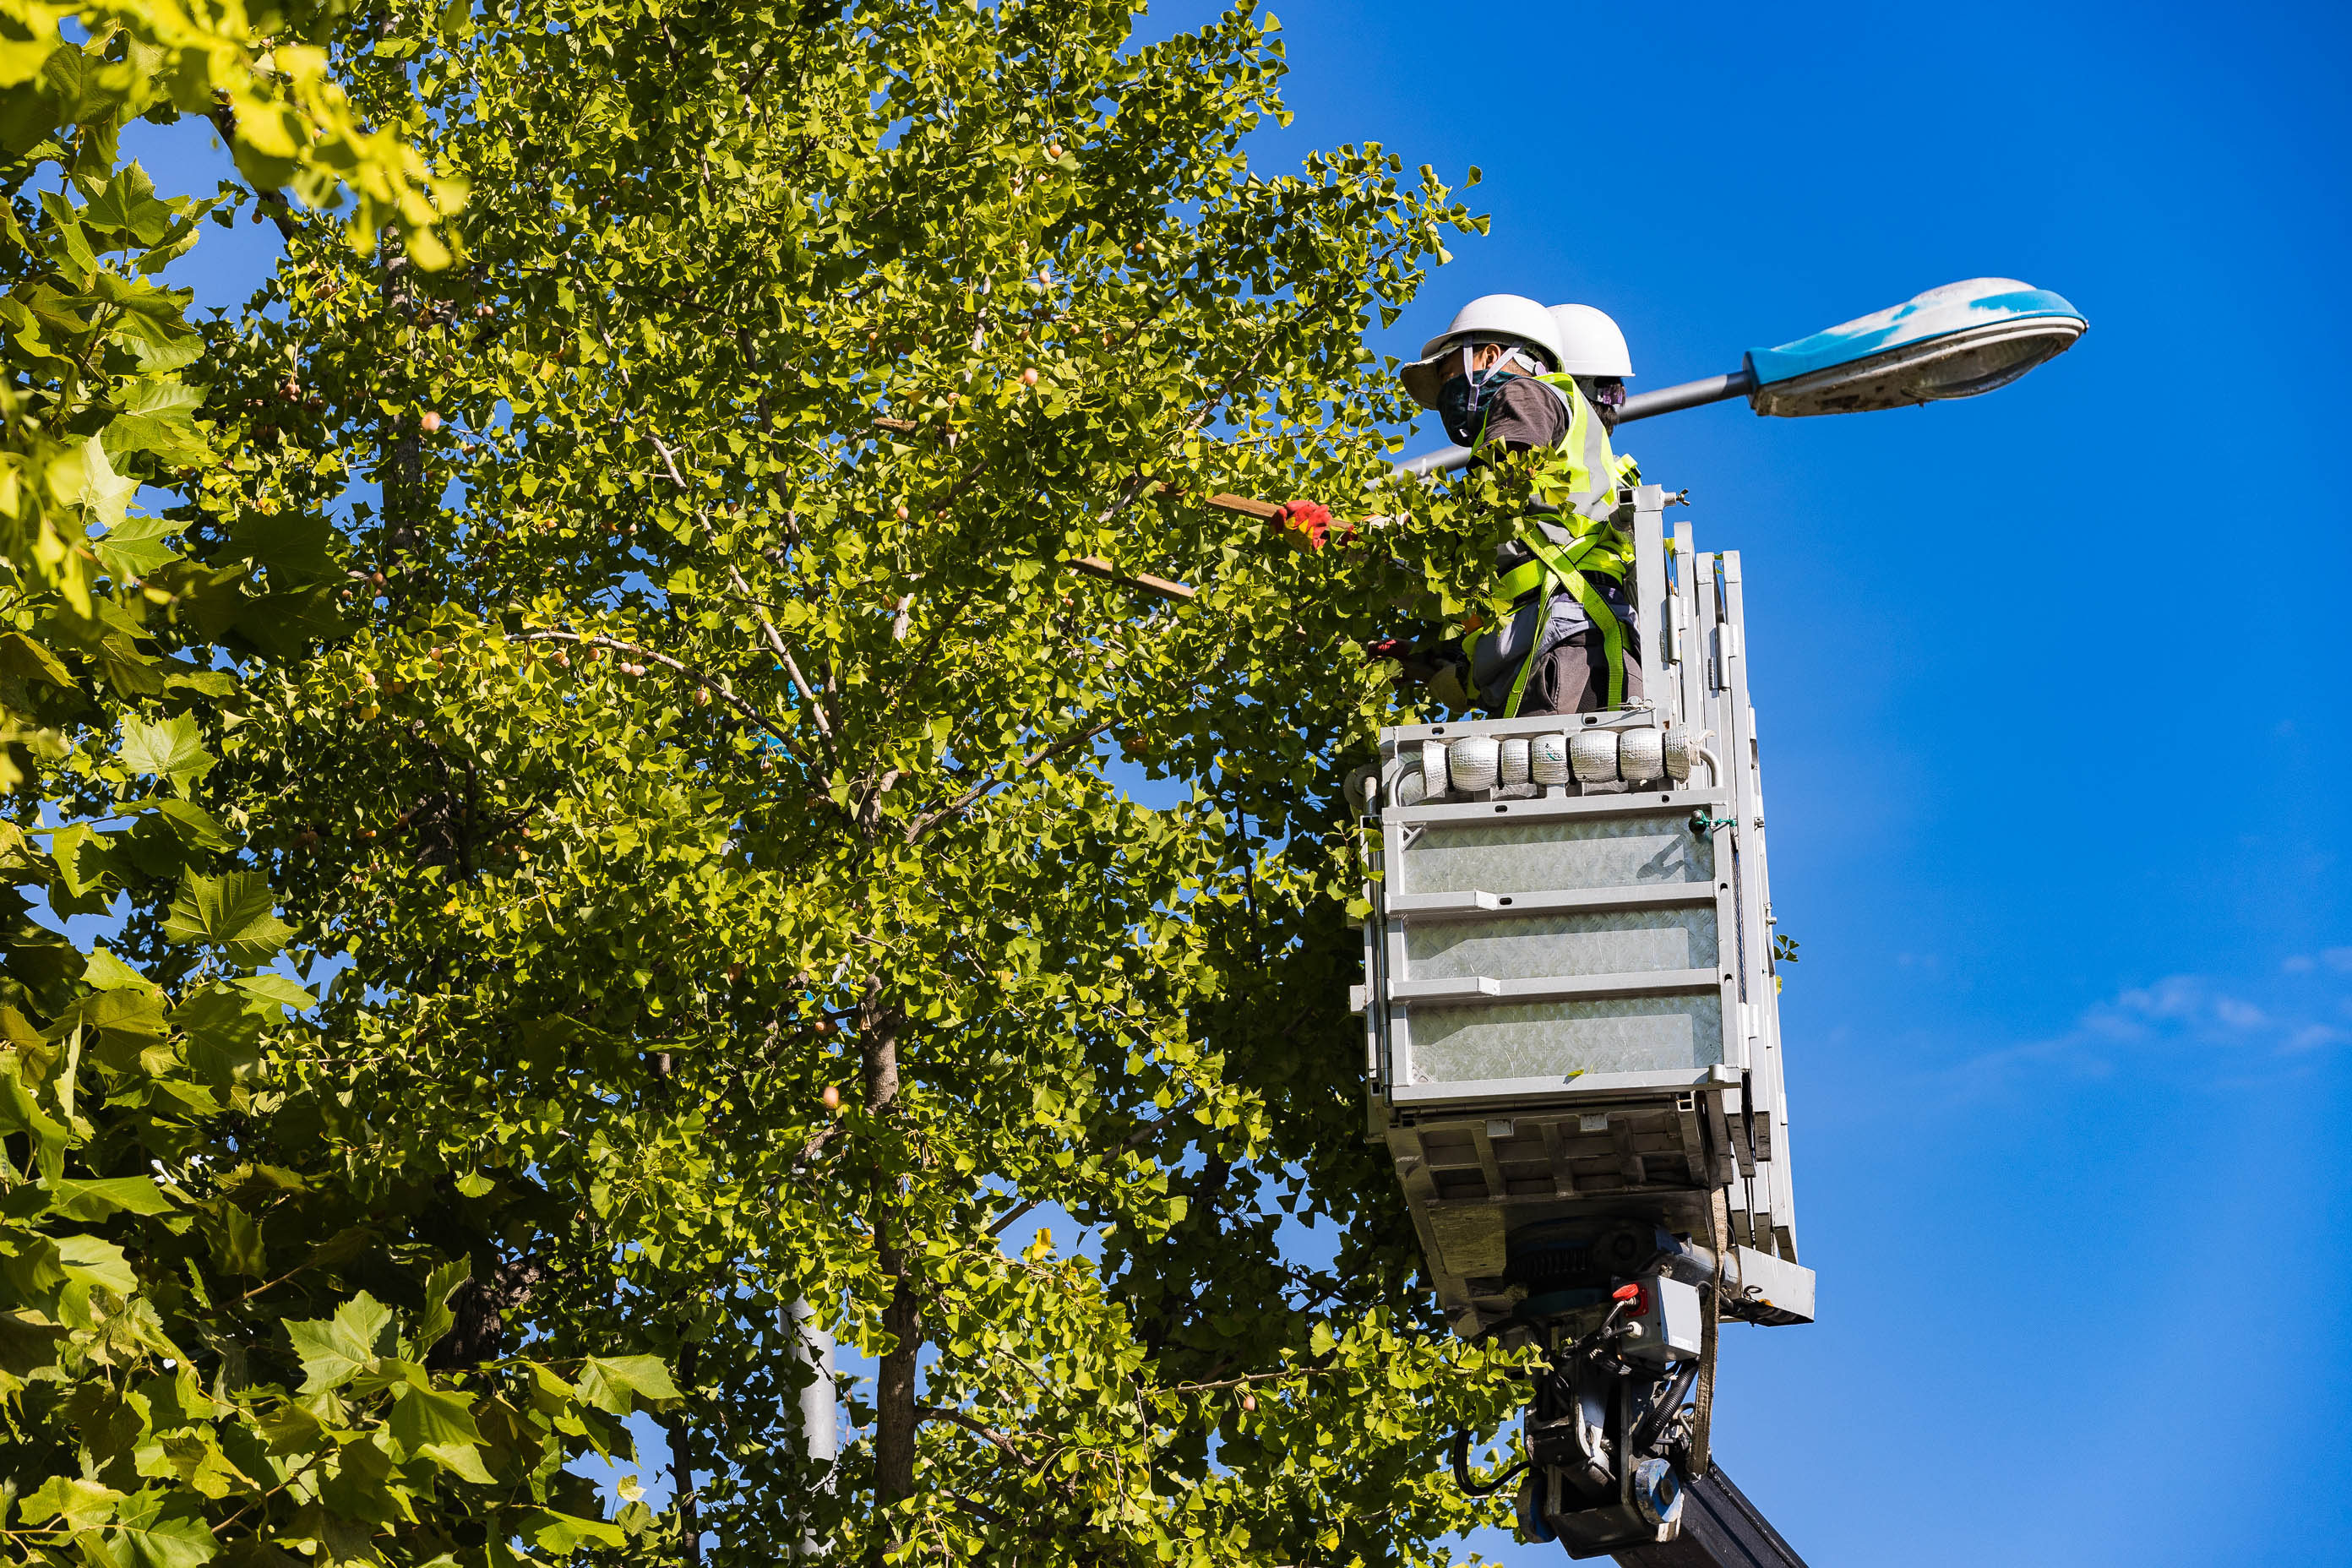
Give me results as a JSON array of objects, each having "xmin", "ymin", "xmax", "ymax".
[{"xmin": 1387, "ymin": 295, "xmax": 1644, "ymax": 717}]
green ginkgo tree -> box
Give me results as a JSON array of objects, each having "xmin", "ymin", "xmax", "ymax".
[{"xmin": 5, "ymin": 3, "xmax": 1560, "ymax": 1566}]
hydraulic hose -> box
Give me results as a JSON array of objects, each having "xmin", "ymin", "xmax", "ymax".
[
  {"xmin": 1450, "ymin": 1429, "xmax": 1531, "ymax": 1498},
  {"xmin": 1631, "ymin": 1360, "xmax": 1701, "ymax": 1458}
]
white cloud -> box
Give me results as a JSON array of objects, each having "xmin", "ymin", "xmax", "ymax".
[
  {"xmin": 2212, "ymin": 996, "xmax": 2269, "ymax": 1030},
  {"xmin": 1950, "ymin": 966, "xmax": 2350, "ymax": 1089}
]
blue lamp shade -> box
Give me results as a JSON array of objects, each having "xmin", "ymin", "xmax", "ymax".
[{"xmin": 1744, "ymin": 278, "xmax": 2086, "ymax": 417}]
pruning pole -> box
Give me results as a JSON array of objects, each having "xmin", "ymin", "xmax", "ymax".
[{"xmin": 1060, "ymin": 493, "xmax": 1284, "ymax": 603}]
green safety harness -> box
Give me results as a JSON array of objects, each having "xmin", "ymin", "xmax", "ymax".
[{"xmin": 1462, "ymin": 374, "xmax": 1642, "ymax": 717}]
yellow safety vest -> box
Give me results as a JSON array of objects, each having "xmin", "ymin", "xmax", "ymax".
[{"xmin": 1464, "ymin": 377, "xmax": 1640, "ymax": 716}]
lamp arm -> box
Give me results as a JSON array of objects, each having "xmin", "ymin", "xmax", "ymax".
[{"xmin": 1616, "ymin": 366, "xmax": 1756, "ymax": 423}]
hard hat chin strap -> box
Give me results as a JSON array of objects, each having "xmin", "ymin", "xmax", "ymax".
[{"xmin": 1462, "ymin": 342, "xmax": 1541, "ymax": 383}]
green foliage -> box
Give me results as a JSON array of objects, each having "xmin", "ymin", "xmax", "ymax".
[
  {"xmin": 0, "ymin": 0, "xmax": 460, "ymax": 785},
  {"xmin": 0, "ymin": 5, "xmax": 640, "ymax": 1568},
  {"xmin": 4, "ymin": 2, "xmax": 1569, "ymax": 1565}
]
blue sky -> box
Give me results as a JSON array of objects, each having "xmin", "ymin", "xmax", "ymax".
[
  {"xmin": 122, "ymin": 1, "xmax": 2352, "ymax": 1562},
  {"xmin": 1188, "ymin": 1, "xmax": 2350, "ymax": 1563}
]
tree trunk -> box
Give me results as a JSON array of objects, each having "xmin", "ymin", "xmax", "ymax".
[
  {"xmin": 667, "ymin": 1342, "xmax": 702, "ymax": 1568},
  {"xmin": 379, "ymin": 244, "xmax": 422, "ymax": 590},
  {"xmin": 861, "ymin": 988, "xmax": 915, "ymax": 1567}
]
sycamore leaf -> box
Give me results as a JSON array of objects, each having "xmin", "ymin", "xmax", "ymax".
[
  {"xmin": 231, "ymin": 972, "xmax": 315, "ymax": 1010},
  {"xmin": 55, "ymin": 1233, "xmax": 135, "ymax": 1294},
  {"xmin": 118, "ymin": 716, "xmax": 214, "ymax": 793},
  {"xmin": 173, "ymin": 985, "xmax": 266, "ymax": 1090},
  {"xmin": 518, "ymin": 1510, "xmax": 624, "ymax": 1551},
  {"xmin": 285, "ymin": 1292, "xmax": 395, "ymax": 1392},
  {"xmin": 59, "ymin": 985, "xmax": 167, "ymax": 1039},
  {"xmin": 106, "ymin": 1489, "xmax": 221, "ymax": 1568},
  {"xmin": 116, "ymin": 376, "xmax": 204, "ymax": 422},
  {"xmin": 209, "ymin": 1201, "xmax": 264, "ymax": 1279},
  {"xmin": 389, "ymin": 1385, "xmax": 482, "ymax": 1451},
  {"xmin": 90, "ymin": 514, "xmax": 180, "ymax": 580},
  {"xmin": 50, "ymin": 437, "xmax": 139, "ymax": 529},
  {"xmin": 230, "ymin": 513, "xmax": 338, "ymax": 580},
  {"xmin": 253, "ymin": 1400, "xmax": 329, "ymax": 1456},
  {"xmin": 0, "ymin": 1067, "xmax": 68, "ymax": 1181},
  {"xmin": 0, "ymin": 1233, "xmax": 68, "ymax": 1296},
  {"xmin": 0, "ymin": 14, "xmax": 63, "ymax": 90},
  {"xmin": 45, "ymin": 1175, "xmax": 172, "ymax": 1220},
  {"xmin": 102, "ymin": 409, "xmax": 210, "ymax": 468},
  {"xmin": 126, "ymin": 332, "xmax": 202, "ymax": 373},
  {"xmin": 406, "ymin": 1255, "xmax": 471, "ymax": 1358},
  {"xmin": 152, "ymin": 799, "xmax": 232, "ymax": 852},
  {"xmin": 83, "ymin": 164, "xmax": 174, "ymax": 245},
  {"xmin": 163, "ymin": 872, "xmax": 292, "ymax": 963},
  {"xmin": 80, "ymin": 947, "xmax": 150, "ymax": 991},
  {"xmin": 46, "ymin": 822, "xmax": 112, "ymax": 899},
  {"xmin": 418, "ymin": 1440, "xmax": 493, "ymax": 1484},
  {"xmin": 574, "ymin": 1354, "xmax": 680, "ymax": 1414},
  {"xmin": 0, "ymin": 1309, "xmax": 68, "ymax": 1382},
  {"xmin": 20, "ymin": 1475, "xmax": 124, "ymax": 1530},
  {"xmin": 0, "ymin": 630, "xmax": 74, "ymax": 689}
]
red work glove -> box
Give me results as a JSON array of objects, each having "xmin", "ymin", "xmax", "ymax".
[{"xmin": 1272, "ymin": 499, "xmax": 1332, "ymax": 550}]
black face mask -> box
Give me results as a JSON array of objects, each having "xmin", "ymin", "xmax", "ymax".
[
  {"xmin": 1436, "ymin": 368, "xmax": 1520, "ymax": 447},
  {"xmin": 1585, "ymin": 376, "xmax": 1626, "ymax": 431}
]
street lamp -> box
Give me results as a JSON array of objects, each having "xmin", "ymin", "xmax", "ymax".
[
  {"xmin": 1626, "ymin": 276, "xmax": 2086, "ymax": 421},
  {"xmin": 1396, "ymin": 277, "xmax": 2086, "ymax": 475}
]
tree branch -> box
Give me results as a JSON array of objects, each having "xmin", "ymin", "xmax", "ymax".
[
  {"xmin": 509, "ymin": 629, "xmax": 814, "ymax": 770},
  {"xmin": 915, "ymin": 1405, "xmax": 1037, "ymax": 1469},
  {"xmin": 905, "ymin": 717, "xmax": 1119, "ymax": 845},
  {"xmin": 635, "ymin": 425, "xmax": 842, "ymax": 771},
  {"xmin": 985, "ymin": 1092, "xmax": 1200, "ymax": 1237}
]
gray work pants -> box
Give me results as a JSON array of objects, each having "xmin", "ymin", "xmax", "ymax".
[
  {"xmin": 1473, "ymin": 587, "xmax": 1644, "ymax": 716},
  {"xmin": 1513, "ymin": 625, "xmax": 1645, "ymax": 716}
]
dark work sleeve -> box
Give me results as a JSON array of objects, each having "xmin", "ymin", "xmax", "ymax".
[{"xmin": 1475, "ymin": 378, "xmax": 1569, "ymax": 452}]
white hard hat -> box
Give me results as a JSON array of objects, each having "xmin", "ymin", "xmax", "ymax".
[
  {"xmin": 1547, "ymin": 303, "xmax": 1635, "ymax": 378},
  {"xmin": 1399, "ymin": 294, "xmax": 1567, "ymax": 409}
]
